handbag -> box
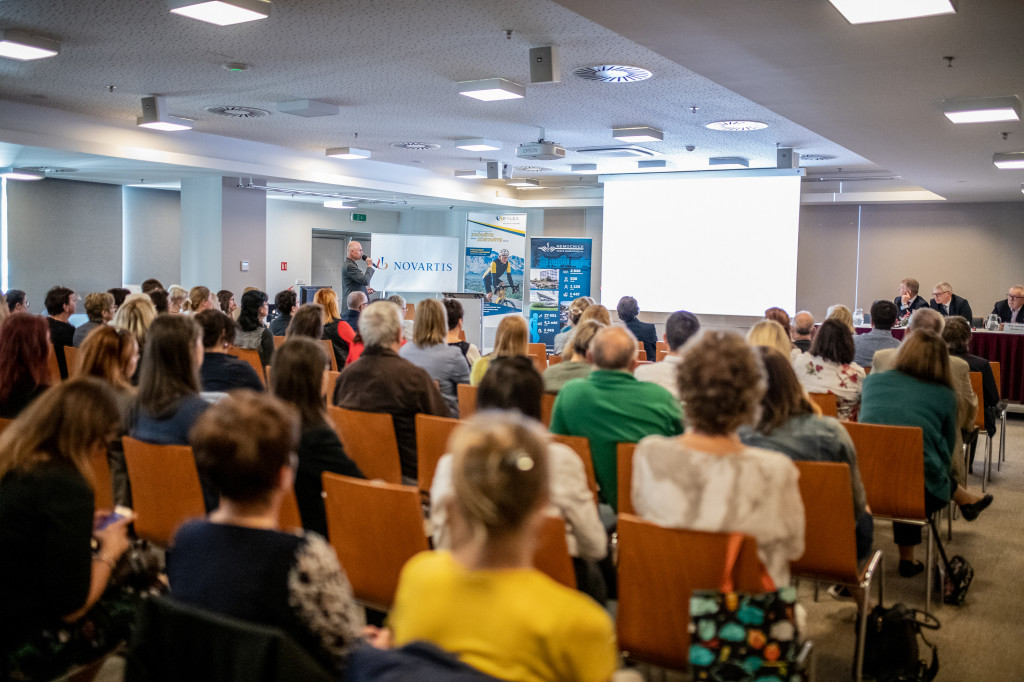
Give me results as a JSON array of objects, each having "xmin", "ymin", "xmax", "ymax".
[
  {"xmin": 688, "ymin": 534, "xmax": 800, "ymax": 682},
  {"xmin": 862, "ymin": 602, "xmax": 939, "ymax": 682},
  {"xmin": 928, "ymin": 517, "xmax": 974, "ymax": 605}
]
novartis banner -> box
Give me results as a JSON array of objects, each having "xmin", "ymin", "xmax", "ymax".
[{"xmin": 369, "ymin": 233, "xmax": 459, "ymax": 292}]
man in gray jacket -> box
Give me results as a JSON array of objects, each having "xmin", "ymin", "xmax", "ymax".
[{"xmin": 852, "ymin": 299, "xmax": 900, "ymax": 367}]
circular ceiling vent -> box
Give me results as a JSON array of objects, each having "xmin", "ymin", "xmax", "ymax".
[
  {"xmin": 19, "ymin": 166, "xmax": 77, "ymax": 174},
  {"xmin": 799, "ymin": 154, "xmax": 836, "ymax": 161},
  {"xmin": 705, "ymin": 120, "xmax": 768, "ymax": 132},
  {"xmin": 390, "ymin": 142, "xmax": 441, "ymax": 150},
  {"xmin": 572, "ymin": 65, "xmax": 653, "ymax": 83},
  {"xmin": 515, "ymin": 166, "xmax": 551, "ymax": 172},
  {"xmin": 204, "ymin": 106, "xmax": 270, "ymax": 118}
]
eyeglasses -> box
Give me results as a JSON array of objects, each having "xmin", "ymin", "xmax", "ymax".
[
  {"xmin": 931, "ymin": 291, "xmax": 949, "ymax": 297},
  {"xmin": 1008, "ymin": 294, "xmax": 1024, "ymax": 300}
]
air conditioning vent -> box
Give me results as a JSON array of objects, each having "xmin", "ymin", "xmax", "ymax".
[
  {"xmin": 205, "ymin": 106, "xmax": 270, "ymax": 118},
  {"xmin": 572, "ymin": 145, "xmax": 657, "ymax": 158}
]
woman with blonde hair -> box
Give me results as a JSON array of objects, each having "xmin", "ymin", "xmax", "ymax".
[
  {"xmin": 112, "ymin": 293, "xmax": 157, "ymax": 384},
  {"xmin": 826, "ymin": 303, "xmax": 855, "ymax": 333},
  {"xmin": 314, "ymin": 288, "xmax": 354, "ymax": 369},
  {"xmin": 747, "ymin": 319, "xmax": 794, "ymax": 359},
  {"xmin": 181, "ymin": 285, "xmax": 216, "ymax": 314},
  {"xmin": 167, "ymin": 285, "xmax": 189, "ymax": 313},
  {"xmin": 385, "ymin": 412, "xmax": 616, "ymax": 681},
  {"xmin": 469, "ymin": 314, "xmax": 529, "ymax": 385},
  {"xmin": 543, "ymin": 319, "xmax": 604, "ymax": 392},
  {"xmin": 399, "ymin": 298, "xmax": 469, "ymax": 416},
  {"xmin": 553, "ymin": 296, "xmax": 594, "ymax": 356}
]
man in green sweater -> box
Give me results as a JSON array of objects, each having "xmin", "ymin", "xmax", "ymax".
[{"xmin": 550, "ymin": 325, "xmax": 683, "ymax": 510}]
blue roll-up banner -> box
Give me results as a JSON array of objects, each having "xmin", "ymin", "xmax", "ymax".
[{"xmin": 528, "ymin": 237, "xmax": 592, "ymax": 352}]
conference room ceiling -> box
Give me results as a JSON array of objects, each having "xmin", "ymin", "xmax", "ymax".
[{"xmin": 0, "ymin": 0, "xmax": 1019, "ymax": 205}]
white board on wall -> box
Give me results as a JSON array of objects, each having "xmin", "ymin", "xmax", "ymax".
[{"xmin": 370, "ymin": 233, "xmax": 459, "ymax": 292}]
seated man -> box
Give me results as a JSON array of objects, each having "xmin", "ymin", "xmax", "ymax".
[
  {"xmin": 853, "ymin": 300, "xmax": 900, "ymax": 367},
  {"xmin": 792, "ymin": 310, "xmax": 814, "ymax": 354},
  {"xmin": 549, "ymin": 326, "xmax": 683, "ymax": 509},
  {"xmin": 991, "ymin": 284, "xmax": 1024, "ymax": 324},
  {"xmin": 332, "ymin": 300, "xmax": 448, "ymax": 483},
  {"xmin": 342, "ymin": 291, "xmax": 366, "ymax": 329},
  {"xmin": 616, "ymin": 296, "xmax": 657, "ymax": 361},
  {"xmin": 634, "ymin": 310, "xmax": 700, "ymax": 402},
  {"xmin": 929, "ymin": 281, "xmax": 972, "ymax": 322},
  {"xmin": 45, "ymin": 285, "xmax": 77, "ymax": 379},
  {"xmin": 894, "ymin": 277, "xmax": 928, "ymax": 324}
]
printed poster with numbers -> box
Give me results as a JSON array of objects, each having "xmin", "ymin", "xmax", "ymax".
[
  {"xmin": 465, "ymin": 213, "xmax": 526, "ymax": 352},
  {"xmin": 528, "ymin": 237, "xmax": 592, "ymax": 352}
]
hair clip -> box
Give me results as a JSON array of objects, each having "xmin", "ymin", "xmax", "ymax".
[{"xmin": 507, "ymin": 451, "xmax": 534, "ymax": 472}]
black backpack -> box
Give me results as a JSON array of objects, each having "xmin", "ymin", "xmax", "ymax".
[{"xmin": 862, "ymin": 602, "xmax": 939, "ymax": 682}]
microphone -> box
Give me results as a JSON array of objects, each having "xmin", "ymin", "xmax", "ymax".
[{"xmin": 361, "ymin": 254, "xmax": 370, "ymax": 262}]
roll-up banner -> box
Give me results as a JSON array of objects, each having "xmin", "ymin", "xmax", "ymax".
[
  {"xmin": 528, "ymin": 237, "xmax": 592, "ymax": 352},
  {"xmin": 369, "ymin": 233, "xmax": 459, "ymax": 292},
  {"xmin": 465, "ymin": 213, "xmax": 526, "ymax": 353}
]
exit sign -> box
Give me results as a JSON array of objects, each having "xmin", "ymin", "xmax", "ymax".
[{"xmin": 350, "ymin": 213, "xmax": 367, "ymax": 222}]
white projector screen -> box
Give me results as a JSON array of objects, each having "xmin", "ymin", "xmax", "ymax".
[{"xmin": 601, "ymin": 170, "xmax": 802, "ymax": 316}]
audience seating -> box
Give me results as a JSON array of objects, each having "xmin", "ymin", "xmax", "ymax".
[
  {"xmin": 655, "ymin": 341, "xmax": 668, "ymax": 362},
  {"xmin": 616, "ymin": 442, "xmax": 637, "ymax": 514},
  {"xmin": 415, "ymin": 413, "xmax": 460, "ymax": 497},
  {"xmin": 547, "ymin": 354, "xmax": 562, "ymax": 366},
  {"xmin": 539, "ymin": 392, "xmax": 555, "ymax": 427},
  {"xmin": 616, "ymin": 515, "xmax": 769, "ymax": 671},
  {"xmin": 843, "ymin": 422, "xmax": 935, "ymax": 611},
  {"xmin": 549, "ymin": 434, "xmax": 600, "ymax": 501},
  {"xmin": 272, "ymin": 335, "xmax": 286, "ymax": 348},
  {"xmin": 527, "ymin": 343, "xmax": 547, "ymax": 373},
  {"xmin": 321, "ymin": 473, "xmax": 429, "ymax": 612},
  {"xmin": 225, "ymin": 346, "xmax": 266, "ymax": 386},
  {"xmin": 533, "ymin": 515, "xmax": 576, "ymax": 589},
  {"xmin": 991, "ymin": 361, "xmax": 1007, "ymax": 471},
  {"xmin": 807, "ymin": 391, "xmax": 839, "ymax": 418},
  {"xmin": 0, "ymin": 417, "xmax": 14, "ymax": 436},
  {"xmin": 967, "ymin": 372, "xmax": 993, "ymax": 491},
  {"xmin": 122, "ymin": 437, "xmax": 206, "ymax": 547},
  {"xmin": 324, "ymin": 370, "xmax": 341, "ymax": 401},
  {"xmin": 63, "ymin": 345, "xmax": 80, "ymax": 378},
  {"xmin": 326, "ymin": 406, "xmax": 402, "ymax": 484},
  {"xmin": 457, "ymin": 383, "xmax": 477, "ymax": 419},
  {"xmin": 791, "ymin": 461, "xmax": 884, "ymax": 682},
  {"xmin": 47, "ymin": 345, "xmax": 62, "ymax": 383},
  {"xmin": 636, "ymin": 350, "xmax": 647, "ymax": 362},
  {"xmin": 89, "ymin": 444, "xmax": 115, "ymax": 512},
  {"xmin": 279, "ymin": 489, "xmax": 304, "ymax": 531},
  {"xmin": 320, "ymin": 339, "xmax": 338, "ymax": 371}
]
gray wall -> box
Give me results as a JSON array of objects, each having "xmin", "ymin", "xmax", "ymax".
[
  {"xmin": 7, "ymin": 178, "xmax": 122, "ymax": 313},
  {"xmin": 123, "ymin": 187, "xmax": 180, "ymax": 287}
]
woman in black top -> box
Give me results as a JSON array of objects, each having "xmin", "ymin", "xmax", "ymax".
[
  {"xmin": 0, "ymin": 313, "xmax": 52, "ymax": 418},
  {"xmin": 195, "ymin": 310, "xmax": 264, "ymax": 392},
  {"xmin": 269, "ymin": 337, "xmax": 363, "ymax": 536},
  {"xmin": 234, "ymin": 290, "xmax": 275, "ymax": 367}
]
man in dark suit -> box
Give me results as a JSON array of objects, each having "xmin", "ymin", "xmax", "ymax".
[
  {"xmin": 44, "ymin": 285, "xmax": 77, "ymax": 380},
  {"xmin": 616, "ymin": 295, "xmax": 657, "ymax": 361},
  {"xmin": 893, "ymin": 278, "xmax": 929, "ymax": 323},
  {"xmin": 991, "ymin": 284, "xmax": 1024, "ymax": 324},
  {"xmin": 929, "ymin": 281, "xmax": 972, "ymax": 322},
  {"xmin": 342, "ymin": 240, "xmax": 374, "ymax": 310}
]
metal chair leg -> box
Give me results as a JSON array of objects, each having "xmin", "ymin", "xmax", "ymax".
[
  {"xmin": 984, "ymin": 433, "xmax": 994, "ymax": 485},
  {"xmin": 998, "ymin": 406, "xmax": 1007, "ymax": 469},
  {"xmin": 925, "ymin": 522, "xmax": 934, "ymax": 613}
]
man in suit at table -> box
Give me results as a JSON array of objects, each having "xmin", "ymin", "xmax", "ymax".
[
  {"xmin": 929, "ymin": 281, "xmax": 973, "ymax": 322},
  {"xmin": 893, "ymin": 277, "xmax": 929, "ymax": 324},
  {"xmin": 990, "ymin": 285, "xmax": 1024, "ymax": 324}
]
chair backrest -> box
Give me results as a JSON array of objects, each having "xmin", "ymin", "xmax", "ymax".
[
  {"xmin": 415, "ymin": 413, "xmax": 461, "ymax": 495},
  {"xmin": 539, "ymin": 392, "xmax": 555, "ymax": 427},
  {"xmin": 547, "ymin": 354, "xmax": 562, "ymax": 366},
  {"xmin": 326, "ymin": 406, "xmax": 402, "ymax": 484},
  {"xmin": 790, "ymin": 461, "xmax": 860, "ymax": 583},
  {"xmin": 279, "ymin": 489, "xmax": 303, "ymax": 531},
  {"xmin": 273, "ymin": 335, "xmax": 287, "ymax": 348},
  {"xmin": 122, "ymin": 437, "xmax": 206, "ymax": 546},
  {"xmin": 807, "ymin": 391, "xmax": 839, "ymax": 418},
  {"xmin": 617, "ymin": 442, "xmax": 637, "ymax": 514},
  {"xmin": 656, "ymin": 341, "xmax": 669, "ymax": 362},
  {"xmin": 324, "ymin": 370, "xmax": 341, "ymax": 401},
  {"xmin": 842, "ymin": 422, "xmax": 925, "ymax": 521},
  {"xmin": 616, "ymin": 515, "xmax": 768, "ymax": 670},
  {"xmin": 320, "ymin": 338, "xmax": 338, "ymax": 372},
  {"xmin": 968, "ymin": 371, "xmax": 985, "ymax": 431},
  {"xmin": 226, "ymin": 346, "xmax": 266, "ymax": 386},
  {"xmin": 990, "ymin": 361, "xmax": 1001, "ymax": 400},
  {"xmin": 549, "ymin": 433, "xmax": 599, "ymax": 501},
  {"xmin": 0, "ymin": 417, "xmax": 13, "ymax": 436},
  {"xmin": 321, "ymin": 473, "xmax": 429, "ymax": 611},
  {"xmin": 64, "ymin": 345, "xmax": 80, "ymax": 378},
  {"xmin": 89, "ymin": 443, "xmax": 115, "ymax": 512},
  {"xmin": 532, "ymin": 515, "xmax": 576, "ymax": 589},
  {"xmin": 47, "ymin": 345, "xmax": 62, "ymax": 383},
  {"xmin": 636, "ymin": 349, "xmax": 647, "ymax": 362},
  {"xmin": 457, "ymin": 383, "xmax": 477, "ymax": 419},
  {"xmin": 405, "ymin": 303, "xmax": 415, "ymax": 320},
  {"xmin": 527, "ymin": 343, "xmax": 547, "ymax": 373}
]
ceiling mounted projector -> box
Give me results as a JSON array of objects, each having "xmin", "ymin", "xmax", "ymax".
[{"xmin": 517, "ymin": 128, "xmax": 565, "ymax": 161}]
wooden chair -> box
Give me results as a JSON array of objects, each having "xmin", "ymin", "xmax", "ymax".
[
  {"xmin": 991, "ymin": 361, "xmax": 1008, "ymax": 471},
  {"xmin": 320, "ymin": 338, "xmax": 338, "ymax": 371},
  {"xmin": 326, "ymin": 406, "xmax": 402, "ymax": 484},
  {"xmin": 272, "ymin": 335, "xmax": 287, "ymax": 348},
  {"xmin": 549, "ymin": 433, "xmax": 600, "ymax": 501},
  {"xmin": 540, "ymin": 392, "xmax": 556, "ymax": 427},
  {"xmin": 842, "ymin": 422, "xmax": 935, "ymax": 611},
  {"xmin": 655, "ymin": 341, "xmax": 669, "ymax": 362},
  {"xmin": 616, "ymin": 515, "xmax": 769, "ymax": 671},
  {"xmin": 89, "ymin": 444, "xmax": 115, "ymax": 512},
  {"xmin": 122, "ymin": 437, "xmax": 206, "ymax": 547},
  {"xmin": 324, "ymin": 370, "xmax": 341, "ymax": 401},
  {"xmin": 457, "ymin": 383, "xmax": 477, "ymax": 419},
  {"xmin": 226, "ymin": 346, "xmax": 266, "ymax": 386},
  {"xmin": 533, "ymin": 515, "xmax": 576, "ymax": 589},
  {"xmin": 636, "ymin": 349, "xmax": 647, "ymax": 362},
  {"xmin": 47, "ymin": 345, "xmax": 62, "ymax": 383},
  {"xmin": 64, "ymin": 345, "xmax": 80, "ymax": 378},
  {"xmin": 967, "ymin": 372, "xmax": 994, "ymax": 491},
  {"xmin": 807, "ymin": 391, "xmax": 839, "ymax": 418},
  {"xmin": 792, "ymin": 461, "xmax": 884, "ymax": 682},
  {"xmin": 547, "ymin": 354, "xmax": 562, "ymax": 366},
  {"xmin": 527, "ymin": 343, "xmax": 547, "ymax": 372},
  {"xmin": 321, "ymin": 473, "xmax": 428, "ymax": 612},
  {"xmin": 415, "ymin": 413, "xmax": 460, "ymax": 497},
  {"xmin": 616, "ymin": 442, "xmax": 637, "ymax": 514},
  {"xmin": 279, "ymin": 489, "xmax": 303, "ymax": 531}
]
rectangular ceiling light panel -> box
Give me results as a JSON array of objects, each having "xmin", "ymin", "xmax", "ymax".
[
  {"xmin": 454, "ymin": 170, "xmax": 487, "ymax": 179},
  {"xmin": 943, "ymin": 96, "xmax": 1021, "ymax": 124},
  {"xmin": 828, "ymin": 0, "xmax": 955, "ymax": 24},
  {"xmin": 0, "ymin": 30, "xmax": 59, "ymax": 60},
  {"xmin": 454, "ymin": 138, "xmax": 502, "ymax": 151},
  {"xmin": 167, "ymin": 0, "xmax": 271, "ymax": 26},
  {"xmin": 993, "ymin": 152, "xmax": 1024, "ymax": 170},
  {"xmin": 324, "ymin": 200, "xmax": 355, "ymax": 209},
  {"xmin": 457, "ymin": 78, "xmax": 525, "ymax": 101},
  {"xmin": 613, "ymin": 126, "xmax": 663, "ymax": 143},
  {"xmin": 326, "ymin": 147, "xmax": 371, "ymax": 160}
]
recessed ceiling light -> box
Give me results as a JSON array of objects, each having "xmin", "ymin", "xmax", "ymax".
[
  {"xmin": 456, "ymin": 78, "xmax": 525, "ymax": 101},
  {"xmin": 454, "ymin": 169, "xmax": 487, "ymax": 179},
  {"xmin": 993, "ymin": 152, "xmax": 1024, "ymax": 170},
  {"xmin": 137, "ymin": 96, "xmax": 193, "ymax": 131},
  {"xmin": 638, "ymin": 160, "xmax": 670, "ymax": 169},
  {"xmin": 0, "ymin": 29, "xmax": 59, "ymax": 61},
  {"xmin": 943, "ymin": 96, "xmax": 1021, "ymax": 124},
  {"xmin": 827, "ymin": 0, "xmax": 955, "ymax": 24},
  {"xmin": 277, "ymin": 99, "xmax": 339, "ymax": 118},
  {"xmin": 326, "ymin": 147, "xmax": 371, "ymax": 160},
  {"xmin": 570, "ymin": 163, "xmax": 598, "ymax": 173},
  {"xmin": 324, "ymin": 200, "xmax": 355, "ymax": 209},
  {"xmin": 613, "ymin": 126, "xmax": 663, "ymax": 143},
  {"xmin": 454, "ymin": 138, "xmax": 502, "ymax": 151},
  {"xmin": 705, "ymin": 121, "xmax": 768, "ymax": 132},
  {"xmin": 573, "ymin": 65, "xmax": 653, "ymax": 83},
  {"xmin": 506, "ymin": 178, "xmax": 539, "ymax": 187},
  {"xmin": 709, "ymin": 156, "xmax": 750, "ymax": 168},
  {"xmin": 0, "ymin": 167, "xmax": 45, "ymax": 180},
  {"xmin": 167, "ymin": 0, "xmax": 270, "ymax": 26}
]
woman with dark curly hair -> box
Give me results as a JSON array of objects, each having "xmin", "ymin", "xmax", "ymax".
[
  {"xmin": 632, "ymin": 330, "xmax": 804, "ymax": 586},
  {"xmin": 792, "ymin": 317, "xmax": 865, "ymax": 420},
  {"xmin": 234, "ymin": 289, "xmax": 275, "ymax": 367}
]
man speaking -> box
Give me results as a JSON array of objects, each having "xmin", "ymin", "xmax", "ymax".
[{"xmin": 344, "ymin": 241, "xmax": 375, "ymax": 304}]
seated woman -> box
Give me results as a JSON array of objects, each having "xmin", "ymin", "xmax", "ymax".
[
  {"xmin": 399, "ymin": 299, "xmax": 469, "ymax": 417},
  {"xmin": 386, "ymin": 412, "xmax": 616, "ymax": 682},
  {"xmin": 542, "ymin": 319, "xmax": 604, "ymax": 393},
  {"xmin": 0, "ymin": 313, "xmax": 52, "ymax": 418},
  {"xmin": 181, "ymin": 285, "xmax": 217, "ymax": 315},
  {"xmin": 167, "ymin": 391, "xmax": 363, "ymax": 673},
  {"xmin": 792, "ymin": 318, "xmax": 866, "ymax": 421},
  {"xmin": 168, "ymin": 285, "xmax": 189, "ymax": 314},
  {"xmin": 469, "ymin": 315, "xmax": 529, "ymax": 385},
  {"xmin": 269, "ymin": 337, "xmax": 364, "ymax": 537},
  {"xmin": 314, "ymin": 288, "xmax": 354, "ymax": 368},
  {"xmin": 553, "ymin": 296, "xmax": 594, "ymax": 357},
  {"xmin": 632, "ymin": 330, "xmax": 804, "ymax": 587},
  {"xmin": 216, "ymin": 289, "xmax": 236, "ymax": 317},
  {"xmin": 0, "ymin": 379, "xmax": 134, "ymax": 680},
  {"xmin": 741, "ymin": 347, "xmax": 873, "ymax": 564},
  {"xmin": 431, "ymin": 356, "xmax": 608, "ymax": 600},
  {"xmin": 73, "ymin": 291, "xmax": 114, "ymax": 347},
  {"xmin": 286, "ymin": 303, "xmax": 325, "ymax": 340},
  {"xmin": 112, "ymin": 293, "xmax": 158, "ymax": 384},
  {"xmin": 443, "ymin": 297, "xmax": 481, "ymax": 367},
  {"xmin": 234, "ymin": 290, "xmax": 275, "ymax": 367},
  {"xmin": 195, "ymin": 309, "xmax": 264, "ymax": 393},
  {"xmin": 747, "ymin": 319, "xmax": 796, "ymax": 360}
]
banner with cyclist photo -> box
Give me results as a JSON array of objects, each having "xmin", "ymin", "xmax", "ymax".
[
  {"xmin": 528, "ymin": 237, "xmax": 592, "ymax": 352},
  {"xmin": 465, "ymin": 213, "xmax": 526, "ymax": 352}
]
